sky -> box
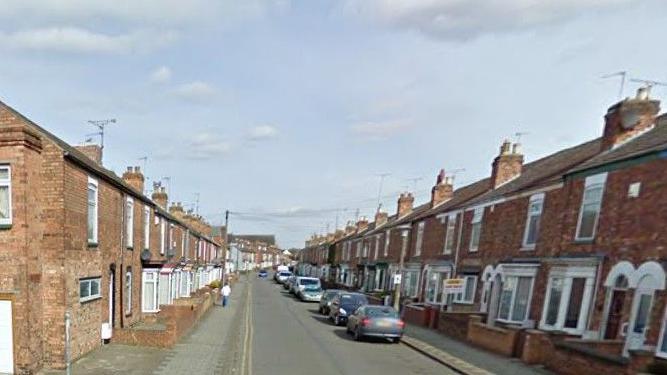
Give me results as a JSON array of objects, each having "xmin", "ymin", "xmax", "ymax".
[{"xmin": 1, "ymin": 0, "xmax": 667, "ymax": 249}]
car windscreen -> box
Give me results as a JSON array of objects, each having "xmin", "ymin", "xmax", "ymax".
[
  {"xmin": 365, "ymin": 307, "xmax": 399, "ymax": 318},
  {"xmin": 279, "ymin": 272, "xmax": 291, "ymax": 276},
  {"xmin": 299, "ymin": 279, "xmax": 319, "ymax": 285},
  {"xmin": 340, "ymin": 294, "xmax": 368, "ymax": 306}
]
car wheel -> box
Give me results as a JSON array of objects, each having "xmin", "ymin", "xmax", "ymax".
[
  {"xmin": 334, "ymin": 315, "xmax": 340, "ymax": 326},
  {"xmin": 354, "ymin": 327, "xmax": 362, "ymax": 341},
  {"xmin": 392, "ymin": 337, "xmax": 401, "ymax": 344}
]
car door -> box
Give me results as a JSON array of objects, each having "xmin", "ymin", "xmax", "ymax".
[
  {"xmin": 330, "ymin": 296, "xmax": 340, "ymax": 316},
  {"xmin": 350, "ymin": 307, "xmax": 363, "ymax": 327}
]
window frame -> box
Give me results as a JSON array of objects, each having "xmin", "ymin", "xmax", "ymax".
[
  {"xmin": 384, "ymin": 229, "xmax": 390, "ymax": 257},
  {"xmin": 443, "ymin": 214, "xmax": 456, "ymax": 254},
  {"xmin": 160, "ymin": 218, "xmax": 166, "ymax": 255},
  {"xmin": 125, "ymin": 197, "xmax": 134, "ymax": 249},
  {"xmin": 141, "ymin": 270, "xmax": 159, "ymax": 313},
  {"xmin": 539, "ymin": 266, "xmax": 596, "ymax": 334},
  {"xmin": 125, "ymin": 269, "xmax": 133, "ymax": 315},
  {"xmin": 575, "ymin": 173, "xmax": 607, "ymax": 241},
  {"xmin": 454, "ymin": 275, "xmax": 477, "ymax": 304},
  {"xmin": 0, "ymin": 165, "xmax": 12, "ymax": 226},
  {"xmin": 469, "ymin": 208, "xmax": 484, "ymax": 252},
  {"xmin": 87, "ymin": 177, "xmax": 99, "ymax": 245},
  {"xmin": 496, "ymin": 275, "xmax": 536, "ymax": 324},
  {"xmin": 79, "ymin": 277, "xmax": 102, "ymax": 303},
  {"xmin": 143, "ymin": 206, "xmax": 150, "ymax": 250},
  {"xmin": 374, "ymin": 234, "xmax": 380, "ymax": 260},
  {"xmin": 522, "ymin": 193, "xmax": 545, "ymax": 249},
  {"xmin": 415, "ymin": 221, "xmax": 425, "ymax": 256}
]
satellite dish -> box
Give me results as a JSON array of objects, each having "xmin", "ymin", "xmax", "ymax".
[{"xmin": 140, "ymin": 249, "xmax": 151, "ymax": 262}]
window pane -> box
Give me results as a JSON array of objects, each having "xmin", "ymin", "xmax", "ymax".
[
  {"xmin": 80, "ymin": 281, "xmax": 90, "ymax": 298},
  {"xmin": 633, "ymin": 294, "xmax": 653, "ymax": 334},
  {"xmin": 144, "ymin": 279, "xmax": 155, "ymax": 311},
  {"xmin": 525, "ymin": 215, "xmax": 540, "ymax": 245},
  {"xmin": 471, "ymin": 223, "xmax": 481, "ymax": 249},
  {"xmin": 660, "ymin": 320, "xmax": 667, "ymax": 352},
  {"xmin": 545, "ymin": 278, "xmax": 563, "ymax": 325},
  {"xmin": 578, "ymin": 205, "xmax": 598, "ymax": 238},
  {"xmin": 90, "ymin": 279, "xmax": 100, "ymax": 297},
  {"xmin": 564, "ymin": 278, "xmax": 586, "ymax": 328},
  {"xmin": 0, "ymin": 168, "xmax": 8, "ymax": 180},
  {"xmin": 464, "ymin": 276, "xmax": 475, "ymax": 301},
  {"xmin": 511, "ymin": 277, "xmax": 532, "ymax": 322},
  {"xmin": 498, "ymin": 278, "xmax": 515, "ymax": 320},
  {"xmin": 583, "ymin": 186, "xmax": 603, "ymax": 203},
  {"xmin": 0, "ymin": 186, "xmax": 9, "ymax": 219}
]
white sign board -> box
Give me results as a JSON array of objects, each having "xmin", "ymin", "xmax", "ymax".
[
  {"xmin": 442, "ymin": 278, "xmax": 465, "ymax": 294},
  {"xmin": 393, "ymin": 274, "xmax": 402, "ymax": 285}
]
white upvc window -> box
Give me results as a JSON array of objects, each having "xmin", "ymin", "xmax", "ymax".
[
  {"xmin": 522, "ymin": 194, "xmax": 544, "ymax": 248},
  {"xmin": 362, "ymin": 242, "xmax": 368, "ymax": 257},
  {"xmin": 374, "ymin": 235, "xmax": 380, "ymax": 260},
  {"xmin": 355, "ymin": 241, "xmax": 360, "ymax": 258},
  {"xmin": 79, "ymin": 277, "xmax": 101, "ymax": 303},
  {"xmin": 575, "ymin": 173, "xmax": 607, "ymax": 241},
  {"xmin": 426, "ymin": 270, "xmax": 449, "ymax": 304},
  {"xmin": 160, "ymin": 218, "xmax": 166, "ymax": 255},
  {"xmin": 415, "ymin": 221, "xmax": 425, "ymax": 256},
  {"xmin": 185, "ymin": 230, "xmax": 190, "ymax": 258},
  {"xmin": 0, "ymin": 165, "xmax": 11, "ymax": 226},
  {"xmin": 143, "ymin": 207, "xmax": 150, "ymax": 250},
  {"xmin": 497, "ymin": 276, "xmax": 535, "ymax": 323},
  {"xmin": 125, "ymin": 268, "xmax": 133, "ymax": 314},
  {"xmin": 540, "ymin": 266, "xmax": 596, "ymax": 334},
  {"xmin": 87, "ymin": 177, "xmax": 98, "ymax": 244},
  {"xmin": 454, "ymin": 275, "xmax": 477, "ymax": 304},
  {"xmin": 180, "ymin": 270, "xmax": 189, "ymax": 296},
  {"xmin": 125, "ymin": 197, "xmax": 134, "ymax": 248},
  {"xmin": 443, "ymin": 214, "xmax": 456, "ymax": 254},
  {"xmin": 384, "ymin": 229, "xmax": 390, "ymax": 257},
  {"xmin": 142, "ymin": 270, "xmax": 159, "ymax": 312},
  {"xmin": 402, "ymin": 270, "xmax": 420, "ymax": 298},
  {"xmin": 169, "ymin": 224, "xmax": 174, "ymax": 250},
  {"xmin": 469, "ymin": 208, "xmax": 483, "ymax": 252}
]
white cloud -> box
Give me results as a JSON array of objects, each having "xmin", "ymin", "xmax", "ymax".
[
  {"xmin": 343, "ymin": 0, "xmax": 637, "ymax": 40},
  {"xmin": 247, "ymin": 125, "xmax": 279, "ymax": 141},
  {"xmin": 0, "ymin": 27, "xmax": 176, "ymax": 54},
  {"xmin": 187, "ymin": 132, "xmax": 232, "ymax": 160},
  {"xmin": 171, "ymin": 81, "xmax": 216, "ymax": 100},
  {"xmin": 350, "ymin": 120, "xmax": 412, "ymax": 141},
  {"xmin": 150, "ymin": 66, "xmax": 172, "ymax": 83}
]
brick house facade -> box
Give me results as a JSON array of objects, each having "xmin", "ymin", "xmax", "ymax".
[
  {"xmin": 302, "ymin": 89, "xmax": 667, "ymax": 373},
  {"xmin": 0, "ymin": 100, "xmax": 223, "ymax": 374}
]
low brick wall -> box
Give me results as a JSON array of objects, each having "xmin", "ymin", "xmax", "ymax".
[
  {"xmin": 437, "ymin": 311, "xmax": 484, "ymax": 342},
  {"xmin": 466, "ymin": 316, "xmax": 520, "ymax": 356},
  {"xmin": 113, "ymin": 288, "xmax": 215, "ymax": 348},
  {"xmin": 402, "ymin": 304, "xmax": 430, "ymax": 327}
]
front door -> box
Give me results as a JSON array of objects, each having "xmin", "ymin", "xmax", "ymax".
[
  {"xmin": 0, "ymin": 300, "xmax": 13, "ymax": 374},
  {"xmin": 486, "ymin": 275, "xmax": 502, "ymax": 325},
  {"xmin": 624, "ymin": 288, "xmax": 654, "ymax": 356},
  {"xmin": 604, "ymin": 289, "xmax": 626, "ymax": 339}
]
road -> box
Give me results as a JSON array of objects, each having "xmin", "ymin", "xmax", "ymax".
[{"xmin": 249, "ymin": 277, "xmax": 456, "ymax": 375}]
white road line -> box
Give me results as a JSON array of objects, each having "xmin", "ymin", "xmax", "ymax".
[{"xmin": 240, "ymin": 281, "xmax": 253, "ymax": 375}]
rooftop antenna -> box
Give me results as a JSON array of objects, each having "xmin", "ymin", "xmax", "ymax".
[
  {"xmin": 629, "ymin": 78, "xmax": 667, "ymax": 96},
  {"xmin": 375, "ymin": 173, "xmax": 391, "ymax": 212},
  {"xmin": 194, "ymin": 193, "xmax": 200, "ymax": 215},
  {"xmin": 448, "ymin": 168, "xmax": 466, "ymax": 185},
  {"xmin": 405, "ymin": 176, "xmax": 424, "ymax": 193},
  {"xmin": 162, "ymin": 176, "xmax": 171, "ymax": 196},
  {"xmin": 87, "ymin": 119, "xmax": 116, "ymax": 162},
  {"xmin": 602, "ymin": 71, "xmax": 627, "ymax": 100},
  {"xmin": 514, "ymin": 132, "xmax": 529, "ymax": 144}
]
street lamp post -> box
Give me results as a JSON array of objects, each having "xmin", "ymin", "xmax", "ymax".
[{"xmin": 393, "ymin": 227, "xmax": 410, "ymax": 311}]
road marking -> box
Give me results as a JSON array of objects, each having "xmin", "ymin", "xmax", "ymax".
[{"xmin": 240, "ymin": 281, "xmax": 254, "ymax": 375}]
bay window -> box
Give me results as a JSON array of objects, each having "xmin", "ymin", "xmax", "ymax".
[
  {"xmin": 0, "ymin": 165, "xmax": 11, "ymax": 226},
  {"xmin": 497, "ymin": 276, "xmax": 534, "ymax": 323},
  {"xmin": 576, "ymin": 173, "xmax": 607, "ymax": 241},
  {"xmin": 540, "ymin": 266, "xmax": 596, "ymax": 334},
  {"xmin": 470, "ymin": 208, "xmax": 483, "ymax": 252},
  {"xmin": 522, "ymin": 194, "xmax": 544, "ymax": 248}
]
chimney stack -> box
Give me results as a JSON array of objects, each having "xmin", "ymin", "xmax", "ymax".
[
  {"xmin": 74, "ymin": 144, "xmax": 103, "ymax": 166},
  {"xmin": 151, "ymin": 182, "xmax": 168, "ymax": 209},
  {"xmin": 491, "ymin": 139, "xmax": 524, "ymax": 189},
  {"xmin": 601, "ymin": 87, "xmax": 661, "ymax": 150},
  {"xmin": 169, "ymin": 202, "xmax": 185, "ymax": 219},
  {"xmin": 345, "ymin": 221, "xmax": 356, "ymax": 235},
  {"xmin": 397, "ymin": 192, "xmax": 414, "ymax": 217},
  {"xmin": 431, "ymin": 169, "xmax": 454, "ymax": 208},
  {"xmin": 356, "ymin": 216, "xmax": 369, "ymax": 232},
  {"xmin": 375, "ymin": 210, "xmax": 388, "ymax": 227},
  {"xmin": 122, "ymin": 166, "xmax": 145, "ymax": 193}
]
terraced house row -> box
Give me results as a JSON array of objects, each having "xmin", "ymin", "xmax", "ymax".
[
  {"xmin": 0, "ymin": 99, "xmax": 224, "ymax": 374},
  {"xmin": 300, "ymin": 88, "xmax": 667, "ymax": 374}
]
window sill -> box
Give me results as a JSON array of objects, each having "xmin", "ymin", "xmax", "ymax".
[
  {"xmin": 573, "ymin": 238, "xmax": 595, "ymax": 245},
  {"xmin": 520, "ymin": 245, "xmax": 535, "ymax": 251},
  {"xmin": 126, "ymin": 246, "xmax": 134, "ymax": 250},
  {"xmin": 80, "ymin": 296, "xmax": 102, "ymax": 304},
  {"xmin": 453, "ymin": 301, "xmax": 474, "ymax": 305},
  {"xmin": 88, "ymin": 242, "xmax": 99, "ymax": 248},
  {"xmin": 0, "ymin": 223, "xmax": 11, "ymax": 230}
]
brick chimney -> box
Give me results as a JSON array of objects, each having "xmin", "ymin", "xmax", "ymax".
[
  {"xmin": 169, "ymin": 202, "xmax": 185, "ymax": 219},
  {"xmin": 356, "ymin": 217, "xmax": 369, "ymax": 232},
  {"xmin": 431, "ymin": 169, "xmax": 454, "ymax": 207},
  {"xmin": 491, "ymin": 140, "xmax": 524, "ymax": 189},
  {"xmin": 345, "ymin": 221, "xmax": 356, "ymax": 235},
  {"xmin": 151, "ymin": 182, "xmax": 168, "ymax": 209},
  {"xmin": 375, "ymin": 210, "xmax": 388, "ymax": 227},
  {"xmin": 601, "ymin": 87, "xmax": 660, "ymax": 150},
  {"xmin": 122, "ymin": 166, "xmax": 144, "ymax": 193},
  {"xmin": 74, "ymin": 144, "xmax": 102, "ymax": 165},
  {"xmin": 397, "ymin": 192, "xmax": 414, "ymax": 217},
  {"xmin": 334, "ymin": 229, "xmax": 345, "ymax": 240}
]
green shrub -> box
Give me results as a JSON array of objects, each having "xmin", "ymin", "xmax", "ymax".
[{"xmin": 208, "ymin": 280, "xmax": 221, "ymax": 289}]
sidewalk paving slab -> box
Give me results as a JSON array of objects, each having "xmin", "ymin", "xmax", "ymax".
[{"xmin": 402, "ymin": 324, "xmax": 553, "ymax": 375}]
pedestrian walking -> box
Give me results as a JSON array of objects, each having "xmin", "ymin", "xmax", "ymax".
[{"xmin": 221, "ymin": 282, "xmax": 231, "ymax": 307}]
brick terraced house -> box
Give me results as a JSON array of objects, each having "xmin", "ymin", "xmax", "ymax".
[
  {"xmin": 298, "ymin": 88, "xmax": 667, "ymax": 374},
  {"xmin": 0, "ymin": 100, "xmax": 223, "ymax": 374}
]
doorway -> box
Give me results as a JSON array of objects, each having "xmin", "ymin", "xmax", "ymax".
[
  {"xmin": 0, "ymin": 298, "xmax": 14, "ymax": 374},
  {"xmin": 604, "ymin": 275, "xmax": 628, "ymax": 340},
  {"xmin": 624, "ymin": 275, "xmax": 656, "ymax": 356}
]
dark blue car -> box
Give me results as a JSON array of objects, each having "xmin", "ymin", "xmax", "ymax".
[{"xmin": 258, "ymin": 269, "xmax": 268, "ymax": 278}]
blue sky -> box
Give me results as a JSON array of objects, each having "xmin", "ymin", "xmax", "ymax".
[{"xmin": 1, "ymin": 0, "xmax": 667, "ymax": 248}]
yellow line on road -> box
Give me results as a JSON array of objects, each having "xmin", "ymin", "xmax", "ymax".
[{"xmin": 240, "ymin": 281, "xmax": 253, "ymax": 375}]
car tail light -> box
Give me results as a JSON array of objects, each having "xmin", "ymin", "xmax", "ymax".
[
  {"xmin": 397, "ymin": 320, "xmax": 405, "ymax": 329},
  {"xmin": 361, "ymin": 318, "xmax": 370, "ymax": 327}
]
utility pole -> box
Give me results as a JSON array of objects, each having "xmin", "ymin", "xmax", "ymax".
[
  {"xmin": 393, "ymin": 227, "xmax": 409, "ymax": 311},
  {"xmin": 87, "ymin": 119, "xmax": 116, "ymax": 163}
]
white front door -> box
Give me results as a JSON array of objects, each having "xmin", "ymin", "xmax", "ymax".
[
  {"xmin": 624, "ymin": 288, "xmax": 654, "ymax": 356},
  {"xmin": 0, "ymin": 300, "xmax": 14, "ymax": 374}
]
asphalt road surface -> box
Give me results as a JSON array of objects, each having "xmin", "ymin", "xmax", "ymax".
[{"xmin": 250, "ymin": 277, "xmax": 456, "ymax": 375}]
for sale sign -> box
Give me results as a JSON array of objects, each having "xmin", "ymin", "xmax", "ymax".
[
  {"xmin": 393, "ymin": 274, "xmax": 402, "ymax": 285},
  {"xmin": 442, "ymin": 278, "xmax": 465, "ymax": 294}
]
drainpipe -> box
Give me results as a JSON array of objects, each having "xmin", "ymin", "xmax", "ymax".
[{"xmin": 65, "ymin": 311, "xmax": 71, "ymax": 375}]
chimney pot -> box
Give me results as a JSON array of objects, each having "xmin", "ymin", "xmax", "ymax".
[
  {"xmin": 636, "ymin": 87, "xmax": 650, "ymax": 100},
  {"xmin": 512, "ymin": 143, "xmax": 522, "ymax": 155}
]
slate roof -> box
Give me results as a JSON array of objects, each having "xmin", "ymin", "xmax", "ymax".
[{"xmin": 228, "ymin": 234, "xmax": 276, "ymax": 245}]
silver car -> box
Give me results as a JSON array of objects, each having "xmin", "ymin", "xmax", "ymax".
[
  {"xmin": 296, "ymin": 277, "xmax": 323, "ymax": 302},
  {"xmin": 319, "ymin": 289, "xmax": 341, "ymax": 315},
  {"xmin": 346, "ymin": 305, "xmax": 404, "ymax": 343}
]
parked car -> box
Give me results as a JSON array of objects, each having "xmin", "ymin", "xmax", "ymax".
[
  {"xmin": 258, "ymin": 269, "xmax": 268, "ymax": 278},
  {"xmin": 329, "ymin": 292, "xmax": 368, "ymax": 326},
  {"xmin": 346, "ymin": 305, "xmax": 404, "ymax": 343},
  {"xmin": 295, "ymin": 277, "xmax": 323, "ymax": 302},
  {"xmin": 319, "ymin": 289, "xmax": 341, "ymax": 315},
  {"xmin": 289, "ymin": 276, "xmax": 300, "ymax": 294},
  {"xmin": 283, "ymin": 276, "xmax": 296, "ymax": 290},
  {"xmin": 276, "ymin": 271, "xmax": 292, "ymax": 284}
]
